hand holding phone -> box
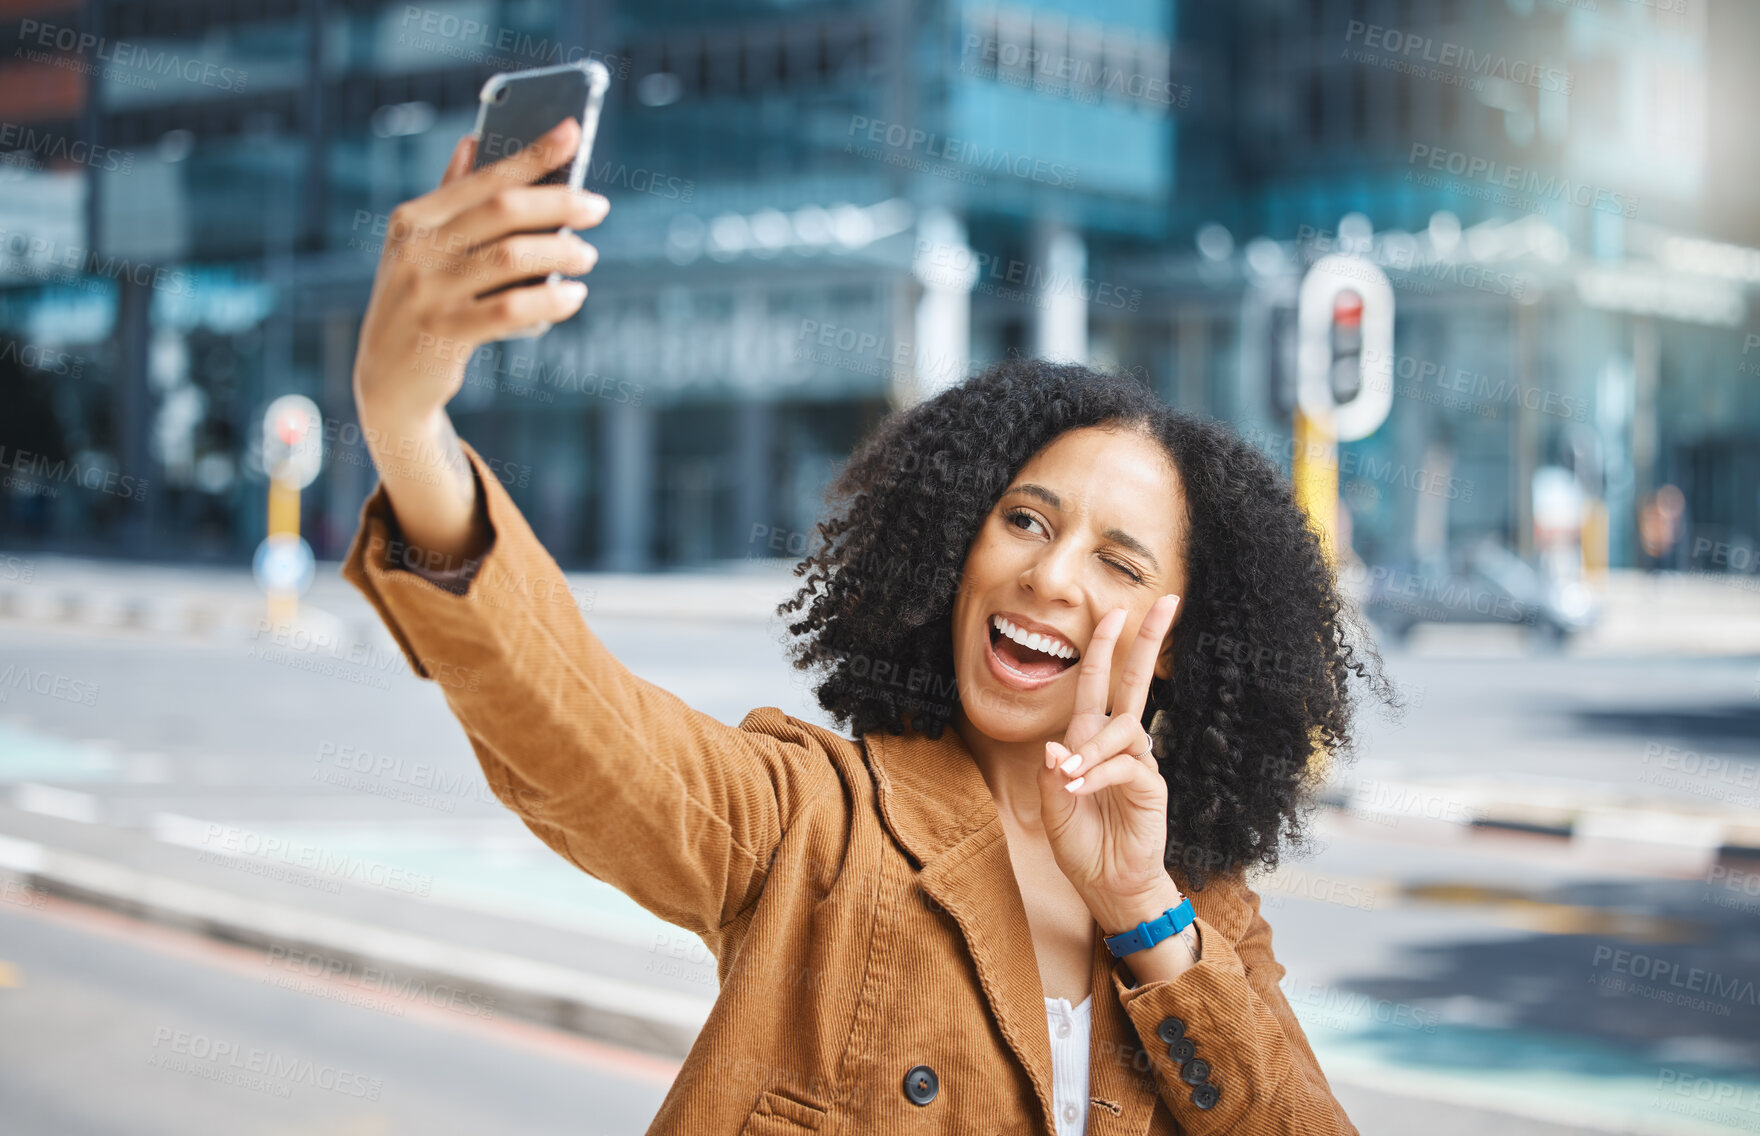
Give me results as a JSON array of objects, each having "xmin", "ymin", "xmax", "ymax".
[
  {"xmin": 353, "ymin": 116, "xmax": 608, "ymax": 425},
  {"xmin": 349, "ymin": 60, "xmax": 612, "ymax": 573},
  {"xmin": 470, "ymin": 61, "xmax": 610, "ymax": 334}
]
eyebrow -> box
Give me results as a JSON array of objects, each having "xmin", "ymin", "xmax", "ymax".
[{"xmin": 1006, "ymin": 483, "xmax": 1162, "ymax": 573}]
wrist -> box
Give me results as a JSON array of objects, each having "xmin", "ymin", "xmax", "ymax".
[
  {"xmin": 1091, "ymin": 879, "xmax": 1186, "ymax": 937},
  {"xmin": 358, "ymin": 402, "xmax": 443, "ymax": 453},
  {"xmin": 1106, "ymin": 896, "xmax": 1203, "ymax": 988}
]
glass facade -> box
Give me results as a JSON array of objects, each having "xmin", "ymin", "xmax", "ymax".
[{"xmin": 1, "ymin": 0, "xmax": 1756, "ymax": 576}]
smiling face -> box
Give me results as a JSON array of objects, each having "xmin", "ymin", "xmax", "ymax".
[{"xmin": 950, "ymin": 423, "xmax": 1189, "ymax": 743}]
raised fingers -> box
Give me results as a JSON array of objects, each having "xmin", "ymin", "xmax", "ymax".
[
  {"xmin": 435, "ymin": 231, "xmax": 598, "ymax": 300},
  {"xmin": 446, "ymin": 185, "xmax": 609, "ymax": 250},
  {"xmin": 405, "ymin": 116, "xmax": 582, "ymax": 229},
  {"xmin": 446, "ymin": 277, "xmax": 590, "ymax": 345},
  {"xmin": 1071, "ymin": 607, "xmax": 1128, "ymax": 722},
  {"xmin": 1117, "ymin": 594, "xmax": 1180, "ymax": 724}
]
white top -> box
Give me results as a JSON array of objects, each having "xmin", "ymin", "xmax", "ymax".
[{"xmin": 1045, "ymin": 994, "xmax": 1092, "ymax": 1136}]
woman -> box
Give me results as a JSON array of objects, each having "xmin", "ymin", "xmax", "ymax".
[{"xmin": 345, "ymin": 119, "xmax": 1384, "ymax": 1134}]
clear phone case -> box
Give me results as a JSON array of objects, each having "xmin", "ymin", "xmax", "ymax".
[{"xmin": 470, "ymin": 59, "xmax": 610, "ymax": 338}]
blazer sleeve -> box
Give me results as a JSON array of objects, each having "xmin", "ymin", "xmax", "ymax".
[
  {"xmin": 1107, "ymin": 879, "xmax": 1358, "ymax": 1135},
  {"xmin": 338, "ymin": 435, "xmax": 834, "ymax": 939}
]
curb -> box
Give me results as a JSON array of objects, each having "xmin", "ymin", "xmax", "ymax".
[
  {"xmin": 1321, "ymin": 779, "xmax": 1760, "ymax": 861},
  {"xmin": 0, "ymin": 555, "xmax": 801, "ymax": 644},
  {"xmin": 0, "ymin": 833, "xmax": 713, "ymax": 1058}
]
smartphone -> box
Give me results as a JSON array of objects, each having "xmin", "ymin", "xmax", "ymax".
[{"xmin": 470, "ymin": 59, "xmax": 611, "ymax": 334}]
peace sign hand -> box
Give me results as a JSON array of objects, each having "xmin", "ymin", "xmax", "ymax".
[{"xmin": 1039, "ymin": 594, "xmax": 1182, "ymax": 919}]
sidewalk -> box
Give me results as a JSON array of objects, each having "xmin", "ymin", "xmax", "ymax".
[
  {"xmin": 1573, "ymin": 569, "xmax": 1760, "ymax": 657},
  {"xmin": 0, "ymin": 552, "xmax": 800, "ymax": 648},
  {"xmin": 0, "ymin": 793, "xmax": 717, "ymax": 1058},
  {"xmin": 5, "ymin": 553, "xmax": 1756, "ymax": 651}
]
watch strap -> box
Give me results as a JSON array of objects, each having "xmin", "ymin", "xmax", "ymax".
[{"xmin": 1103, "ymin": 897, "xmax": 1196, "ymax": 958}]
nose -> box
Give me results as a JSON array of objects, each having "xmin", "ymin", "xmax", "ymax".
[{"xmin": 1019, "ymin": 535, "xmax": 1084, "ymax": 608}]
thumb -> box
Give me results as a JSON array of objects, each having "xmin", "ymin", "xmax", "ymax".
[{"xmin": 440, "ymin": 134, "xmax": 477, "ymax": 187}]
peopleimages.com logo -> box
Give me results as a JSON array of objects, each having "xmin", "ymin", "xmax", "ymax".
[
  {"xmin": 17, "ymin": 20, "xmax": 248, "ymax": 92},
  {"xmin": 1343, "ymin": 21, "xmax": 1572, "ymax": 94},
  {"xmin": 1408, "ymin": 144, "xmax": 1638, "ymax": 218},
  {"xmin": 845, "ymin": 116, "xmax": 1078, "ymax": 189}
]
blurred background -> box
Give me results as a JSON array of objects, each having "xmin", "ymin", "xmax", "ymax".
[{"xmin": 1, "ymin": 0, "xmax": 1758, "ymax": 1133}]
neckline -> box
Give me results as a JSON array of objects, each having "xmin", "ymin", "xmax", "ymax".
[{"xmin": 1044, "ymin": 993, "xmax": 1092, "ymax": 1014}]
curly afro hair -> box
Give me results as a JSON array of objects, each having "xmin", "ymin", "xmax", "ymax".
[{"xmin": 777, "ymin": 359, "xmax": 1391, "ymax": 889}]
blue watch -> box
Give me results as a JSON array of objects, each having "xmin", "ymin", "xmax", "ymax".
[{"xmin": 1103, "ymin": 897, "xmax": 1196, "ymax": 958}]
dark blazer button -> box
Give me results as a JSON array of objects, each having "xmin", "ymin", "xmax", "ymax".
[
  {"xmin": 1180, "ymin": 1057, "xmax": 1212, "ymax": 1086},
  {"xmin": 1168, "ymin": 1037, "xmax": 1196, "ymax": 1063},
  {"xmin": 903, "ymin": 1064, "xmax": 939, "ymax": 1105},
  {"xmin": 1191, "ymin": 1082, "xmax": 1221, "ymax": 1110},
  {"xmin": 1155, "ymin": 1016, "xmax": 1186, "ymax": 1045}
]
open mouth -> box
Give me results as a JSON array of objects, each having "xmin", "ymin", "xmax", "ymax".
[{"xmin": 987, "ymin": 613, "xmax": 1080, "ymax": 681}]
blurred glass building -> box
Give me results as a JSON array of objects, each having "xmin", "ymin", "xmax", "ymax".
[{"xmin": 1, "ymin": 0, "xmax": 1756, "ymax": 577}]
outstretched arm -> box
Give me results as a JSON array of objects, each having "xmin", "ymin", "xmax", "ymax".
[
  {"xmin": 342, "ymin": 436, "xmax": 839, "ymax": 938},
  {"xmin": 342, "ymin": 121, "xmax": 839, "ymax": 939},
  {"xmin": 352, "ymin": 117, "xmax": 602, "ymax": 570}
]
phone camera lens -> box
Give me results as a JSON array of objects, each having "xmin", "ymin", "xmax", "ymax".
[{"xmin": 492, "ymin": 85, "xmax": 509, "ymax": 104}]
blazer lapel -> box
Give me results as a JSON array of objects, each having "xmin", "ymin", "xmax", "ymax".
[{"xmin": 865, "ymin": 725, "xmax": 1059, "ymax": 1135}]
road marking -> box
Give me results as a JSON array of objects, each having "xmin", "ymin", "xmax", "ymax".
[
  {"xmin": 13, "ymin": 783, "xmax": 101, "ymax": 823},
  {"xmin": 1257, "ymin": 868, "xmax": 1696, "ymax": 942},
  {"xmin": 2, "ymin": 890, "xmax": 681, "ymax": 1084}
]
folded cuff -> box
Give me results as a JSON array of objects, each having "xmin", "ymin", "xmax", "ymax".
[
  {"xmin": 1109, "ymin": 915, "xmax": 1258, "ymax": 1130},
  {"xmin": 337, "ymin": 439, "xmax": 503, "ymax": 679}
]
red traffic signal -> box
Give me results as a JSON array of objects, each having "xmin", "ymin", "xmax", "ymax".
[{"xmin": 1332, "ymin": 289, "xmax": 1364, "ymax": 328}]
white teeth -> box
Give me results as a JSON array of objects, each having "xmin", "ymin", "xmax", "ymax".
[{"xmin": 991, "ymin": 614, "xmax": 1076, "ymax": 660}]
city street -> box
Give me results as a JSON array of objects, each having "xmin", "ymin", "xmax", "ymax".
[
  {"xmin": 2, "ymin": 586, "xmax": 1758, "ymax": 1134},
  {"xmin": 0, "ymin": 895, "xmax": 675, "ymax": 1135},
  {"xmin": 4, "ymin": 1, "xmax": 1758, "ymax": 1132}
]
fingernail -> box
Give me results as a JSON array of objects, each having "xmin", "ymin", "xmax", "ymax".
[
  {"xmin": 1059, "ymin": 753, "xmax": 1082, "ymax": 774},
  {"xmin": 1064, "ymin": 776, "xmax": 1084, "ymax": 793},
  {"xmin": 556, "ymin": 280, "xmax": 587, "ymax": 302}
]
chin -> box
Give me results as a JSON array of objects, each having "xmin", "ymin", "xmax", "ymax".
[{"xmin": 955, "ymin": 662, "xmax": 1066, "ymax": 742}]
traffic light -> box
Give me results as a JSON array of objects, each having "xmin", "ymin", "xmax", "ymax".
[
  {"xmin": 1297, "ymin": 255, "xmax": 1393, "ymax": 443},
  {"xmin": 1292, "ymin": 255, "xmax": 1395, "ymax": 564},
  {"xmin": 1329, "ymin": 288, "xmax": 1364, "ymax": 404}
]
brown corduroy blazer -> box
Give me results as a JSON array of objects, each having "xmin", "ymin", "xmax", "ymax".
[{"xmin": 340, "ymin": 437, "xmax": 1359, "ymax": 1136}]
